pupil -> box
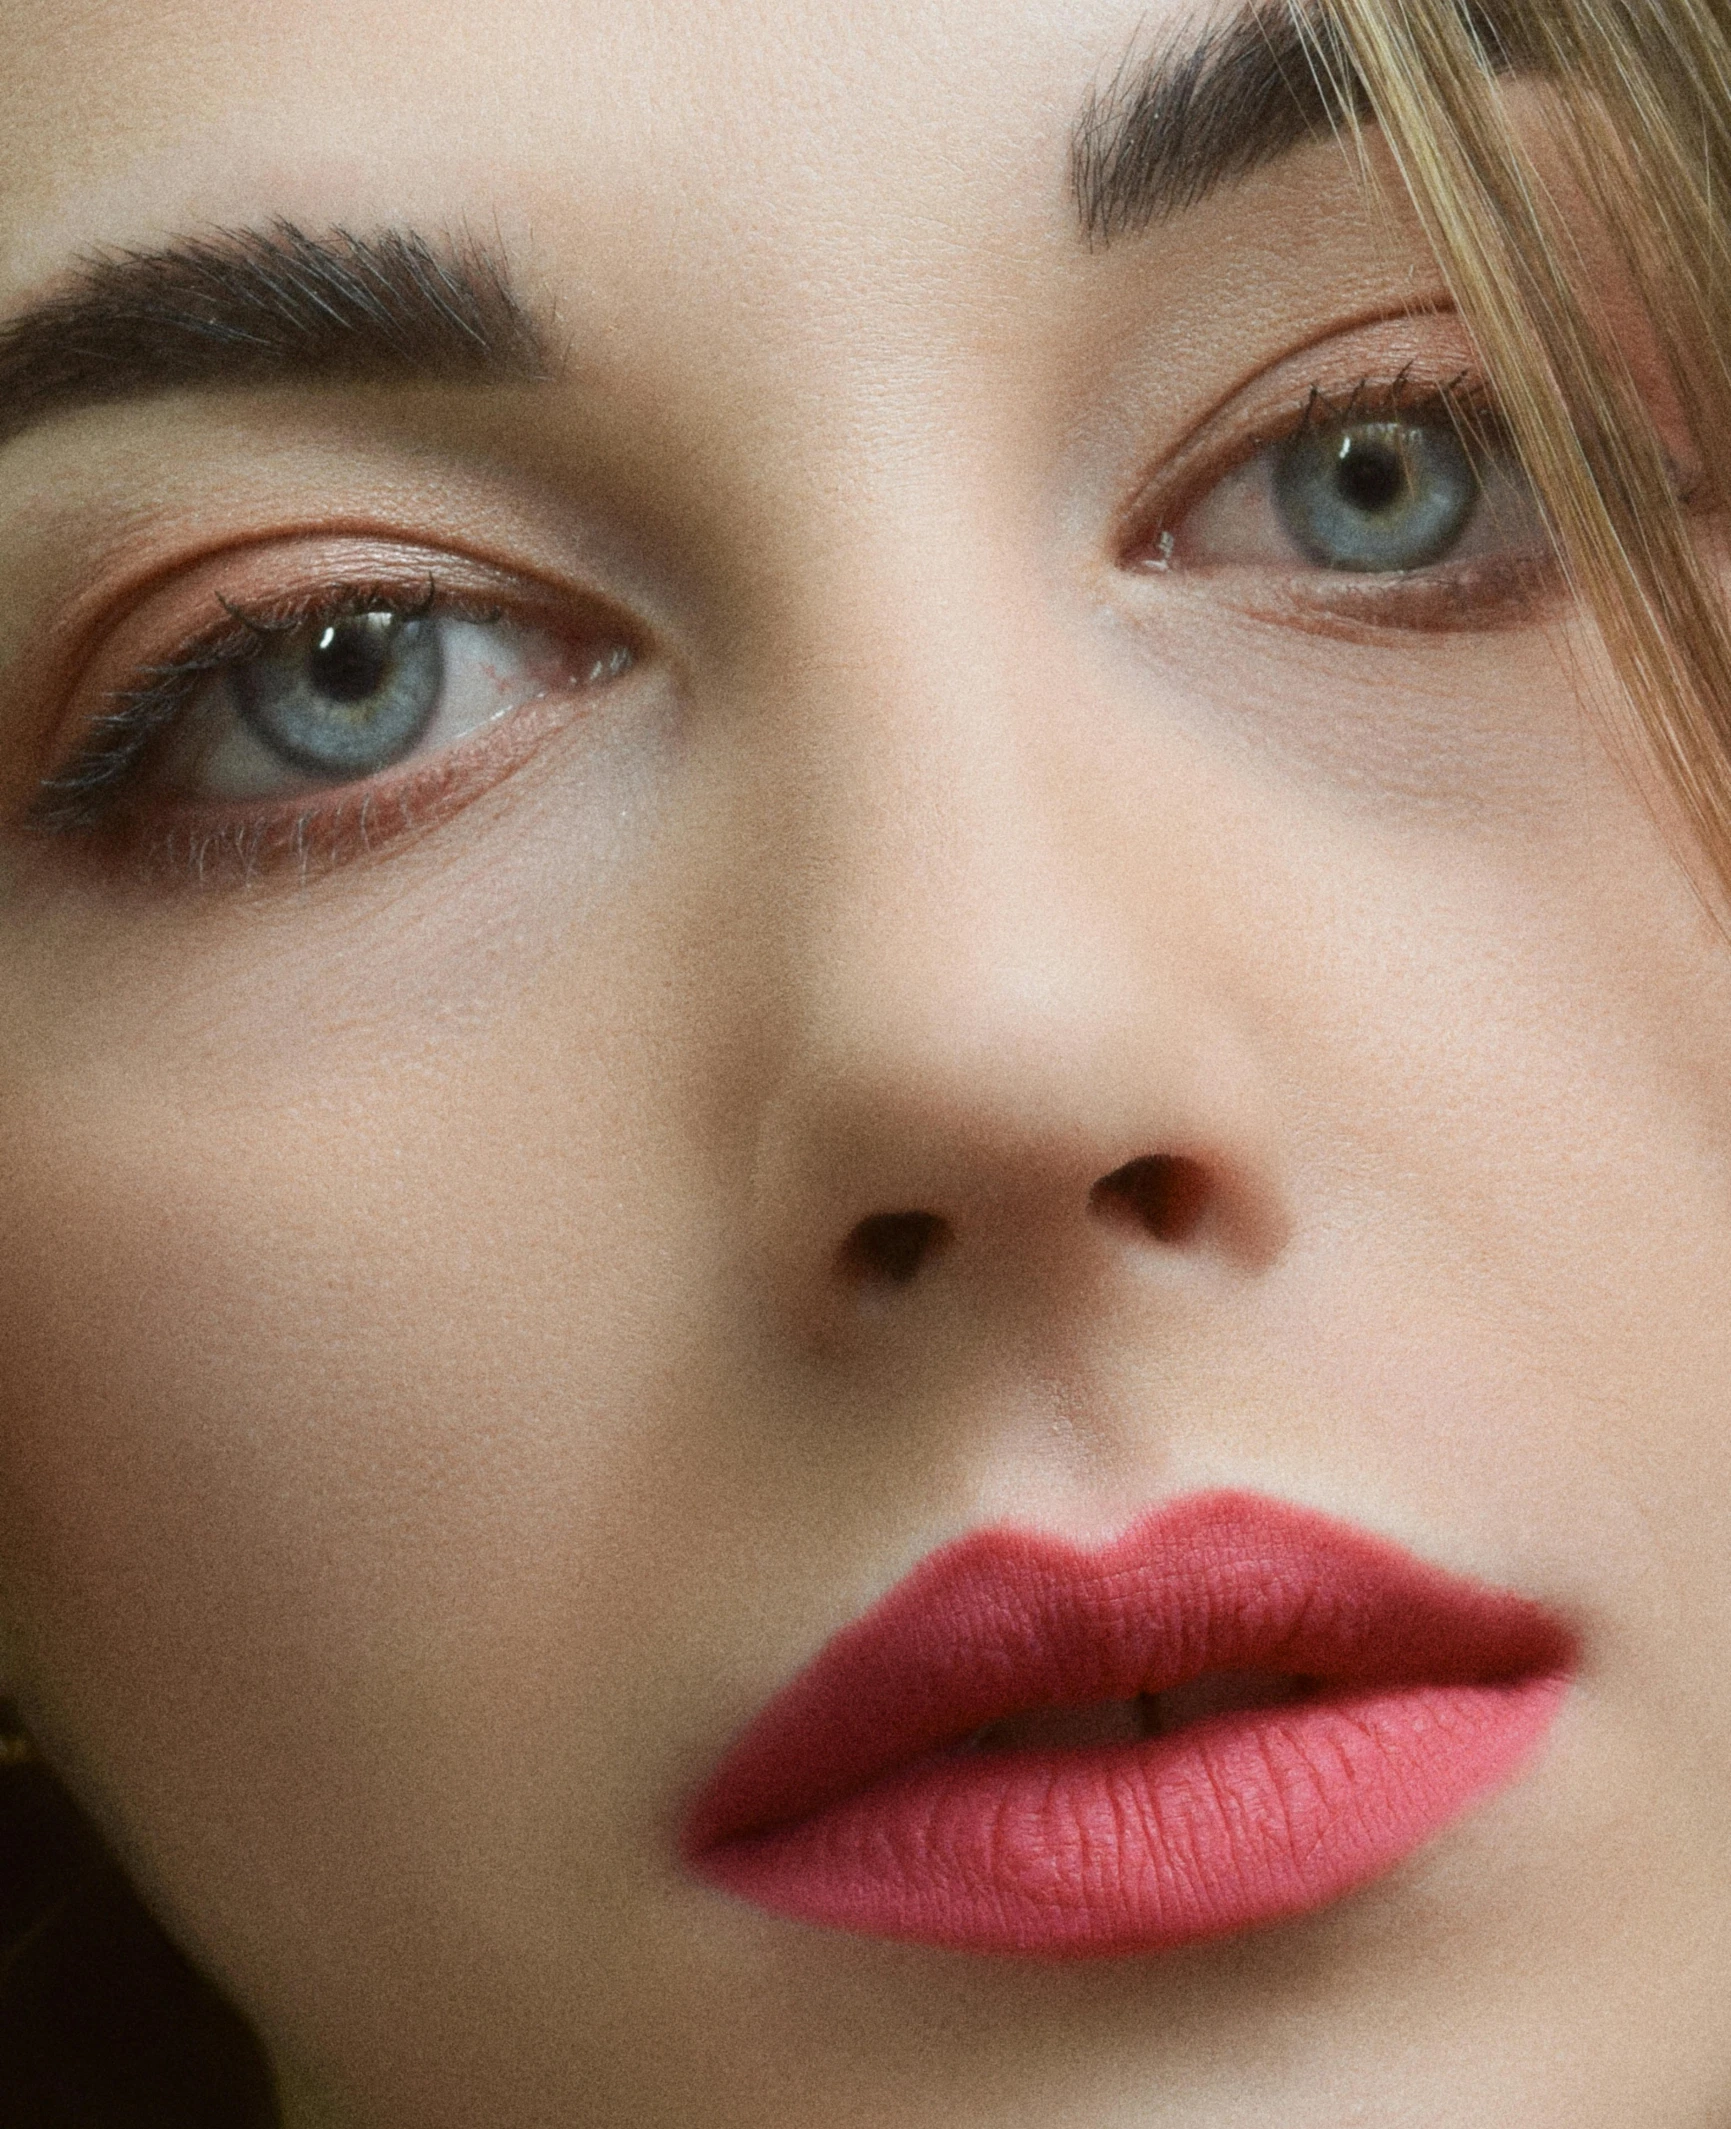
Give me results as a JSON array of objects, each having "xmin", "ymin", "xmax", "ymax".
[
  {"xmin": 1336, "ymin": 438, "xmax": 1406, "ymax": 516},
  {"xmin": 309, "ymin": 615, "xmax": 396, "ymax": 703}
]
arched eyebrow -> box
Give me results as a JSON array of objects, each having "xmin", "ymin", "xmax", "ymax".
[
  {"xmin": 0, "ymin": 220, "xmax": 554, "ymax": 453},
  {"xmin": 0, "ymin": 8, "xmax": 1525, "ymax": 453},
  {"xmin": 1072, "ymin": 0, "xmax": 1514, "ymax": 245}
]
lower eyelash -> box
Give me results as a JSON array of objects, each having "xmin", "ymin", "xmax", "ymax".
[
  {"xmin": 123, "ymin": 683, "xmax": 578, "ymax": 891},
  {"xmin": 141, "ymin": 777, "xmax": 412, "ymax": 889}
]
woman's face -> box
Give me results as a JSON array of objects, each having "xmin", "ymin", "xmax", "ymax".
[{"xmin": 1, "ymin": 0, "xmax": 1728, "ymax": 2122}]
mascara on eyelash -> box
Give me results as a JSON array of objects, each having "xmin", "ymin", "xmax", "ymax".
[
  {"xmin": 26, "ymin": 644, "xmax": 253, "ymax": 833},
  {"xmin": 215, "ymin": 573, "xmax": 442, "ymax": 637},
  {"xmin": 1288, "ymin": 370, "xmax": 1502, "ymax": 459},
  {"xmin": 26, "ymin": 577, "xmax": 477, "ymax": 835}
]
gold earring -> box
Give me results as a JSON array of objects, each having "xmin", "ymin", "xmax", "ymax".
[{"xmin": 0, "ymin": 1701, "xmax": 38, "ymax": 1767}]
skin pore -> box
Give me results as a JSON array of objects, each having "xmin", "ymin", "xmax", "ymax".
[{"xmin": 1, "ymin": 0, "xmax": 1730, "ymax": 2122}]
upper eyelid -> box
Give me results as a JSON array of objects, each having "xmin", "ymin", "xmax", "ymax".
[
  {"xmin": 15, "ymin": 516, "xmax": 632, "ymax": 750},
  {"xmin": 1108, "ymin": 305, "xmax": 1489, "ymax": 542},
  {"xmin": 22, "ymin": 546, "xmax": 639, "ymax": 829}
]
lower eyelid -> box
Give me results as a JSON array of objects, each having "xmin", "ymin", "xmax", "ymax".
[
  {"xmin": 1192, "ymin": 554, "xmax": 1564, "ymax": 639},
  {"xmin": 122, "ymin": 686, "xmax": 595, "ymax": 890}
]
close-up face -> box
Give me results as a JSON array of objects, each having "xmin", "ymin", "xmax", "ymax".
[{"xmin": 1, "ymin": 1, "xmax": 1730, "ymax": 2123}]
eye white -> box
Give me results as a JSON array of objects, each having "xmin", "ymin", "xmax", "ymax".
[{"xmin": 163, "ymin": 613, "xmax": 580, "ymax": 803}]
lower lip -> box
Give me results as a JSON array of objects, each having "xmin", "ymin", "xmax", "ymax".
[{"xmin": 693, "ymin": 1672, "xmax": 1569, "ymax": 1957}]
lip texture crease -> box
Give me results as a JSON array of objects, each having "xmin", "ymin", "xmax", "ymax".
[{"xmin": 681, "ymin": 1491, "xmax": 1577, "ymax": 1958}]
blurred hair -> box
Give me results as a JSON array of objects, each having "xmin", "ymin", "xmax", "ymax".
[{"xmin": 1314, "ymin": 0, "xmax": 1731, "ymax": 910}]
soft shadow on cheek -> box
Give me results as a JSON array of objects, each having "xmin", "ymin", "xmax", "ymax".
[
  {"xmin": 0, "ymin": 1066, "xmax": 720, "ymax": 2106},
  {"xmin": 0, "ymin": 1080, "xmax": 402, "ymax": 1750},
  {"xmin": 0, "ymin": 998, "xmax": 680, "ymax": 1761}
]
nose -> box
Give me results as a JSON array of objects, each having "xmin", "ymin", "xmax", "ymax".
[{"xmin": 738, "ymin": 601, "xmax": 1292, "ymax": 1341}]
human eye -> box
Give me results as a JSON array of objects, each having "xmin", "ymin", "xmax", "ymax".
[
  {"xmin": 26, "ymin": 559, "xmax": 636, "ymax": 882},
  {"xmin": 1133, "ymin": 369, "xmax": 1556, "ymax": 631}
]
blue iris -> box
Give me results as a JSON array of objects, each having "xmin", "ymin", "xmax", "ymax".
[
  {"xmin": 1274, "ymin": 419, "xmax": 1479, "ymax": 572},
  {"xmin": 231, "ymin": 610, "xmax": 444, "ymax": 778}
]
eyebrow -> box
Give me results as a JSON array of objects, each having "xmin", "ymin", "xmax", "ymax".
[
  {"xmin": 0, "ymin": 7, "xmax": 1520, "ymax": 452},
  {"xmin": 0, "ymin": 220, "xmax": 553, "ymax": 453},
  {"xmin": 1071, "ymin": 0, "xmax": 1515, "ymax": 245}
]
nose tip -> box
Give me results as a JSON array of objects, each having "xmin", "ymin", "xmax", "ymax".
[{"xmin": 732, "ymin": 611, "xmax": 1293, "ymax": 1339}]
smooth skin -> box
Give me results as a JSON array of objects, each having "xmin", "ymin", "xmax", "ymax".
[{"xmin": 1, "ymin": 1, "xmax": 1729, "ymax": 2123}]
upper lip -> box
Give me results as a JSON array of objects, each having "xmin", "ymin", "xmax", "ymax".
[{"xmin": 682, "ymin": 1488, "xmax": 1576, "ymax": 1854}]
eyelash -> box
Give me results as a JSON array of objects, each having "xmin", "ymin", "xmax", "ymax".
[
  {"xmin": 32, "ymin": 577, "xmax": 471, "ymax": 833},
  {"xmin": 1295, "ymin": 369, "xmax": 1488, "ymax": 437},
  {"xmin": 22, "ymin": 367, "xmax": 1540, "ymax": 882},
  {"xmin": 1218, "ymin": 368, "xmax": 1504, "ymax": 484},
  {"xmin": 1131, "ymin": 368, "xmax": 1553, "ymax": 615}
]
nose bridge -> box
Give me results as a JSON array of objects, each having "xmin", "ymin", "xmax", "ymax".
[
  {"xmin": 754, "ymin": 532, "xmax": 1118, "ymax": 1105},
  {"xmin": 737, "ymin": 533, "xmax": 1290, "ymax": 1299}
]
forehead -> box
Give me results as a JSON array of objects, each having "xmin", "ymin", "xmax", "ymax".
[{"xmin": 0, "ymin": 0, "xmax": 1204, "ymax": 297}]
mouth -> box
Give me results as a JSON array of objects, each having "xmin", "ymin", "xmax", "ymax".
[
  {"xmin": 680, "ymin": 1491, "xmax": 1577, "ymax": 1959},
  {"xmin": 959, "ymin": 1667, "xmax": 1313, "ymax": 1752}
]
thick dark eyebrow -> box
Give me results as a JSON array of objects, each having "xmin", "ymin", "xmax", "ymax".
[
  {"xmin": 0, "ymin": 221, "xmax": 553, "ymax": 453},
  {"xmin": 1071, "ymin": 1, "xmax": 1515, "ymax": 245}
]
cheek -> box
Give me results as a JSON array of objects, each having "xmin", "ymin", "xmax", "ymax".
[
  {"xmin": 0, "ymin": 720, "xmax": 762, "ymax": 2011},
  {"xmin": 0, "ymin": 1008, "xmax": 728, "ymax": 1979},
  {"xmin": 1292, "ymin": 844, "xmax": 1731, "ymax": 1643}
]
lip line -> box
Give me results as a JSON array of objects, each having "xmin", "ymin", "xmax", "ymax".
[{"xmin": 682, "ymin": 1488, "xmax": 1577, "ymax": 1856}]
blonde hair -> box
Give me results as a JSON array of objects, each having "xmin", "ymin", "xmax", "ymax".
[{"xmin": 1309, "ymin": 0, "xmax": 1731, "ymax": 908}]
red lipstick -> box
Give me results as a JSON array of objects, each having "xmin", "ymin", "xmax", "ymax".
[{"xmin": 682, "ymin": 1491, "xmax": 1575, "ymax": 1957}]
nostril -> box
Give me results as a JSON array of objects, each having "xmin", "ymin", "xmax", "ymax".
[
  {"xmin": 1090, "ymin": 1154, "xmax": 1212, "ymax": 1246},
  {"xmin": 837, "ymin": 1210, "xmax": 953, "ymax": 1288}
]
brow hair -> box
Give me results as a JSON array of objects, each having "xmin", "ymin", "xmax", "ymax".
[
  {"xmin": 1070, "ymin": 1, "xmax": 1518, "ymax": 245},
  {"xmin": 0, "ymin": 221, "xmax": 552, "ymax": 451}
]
